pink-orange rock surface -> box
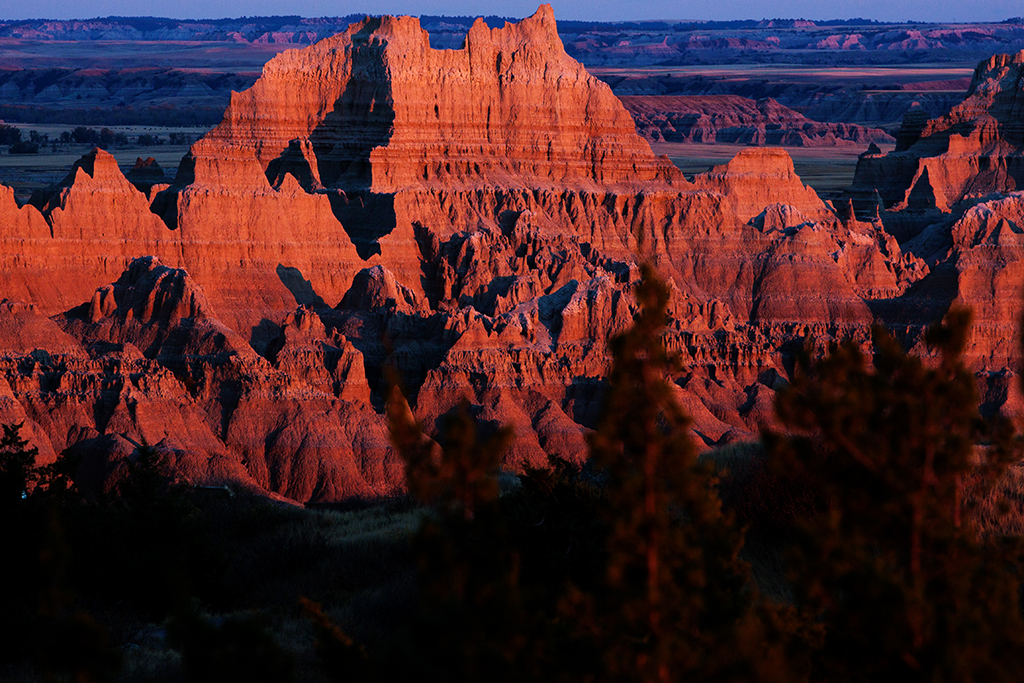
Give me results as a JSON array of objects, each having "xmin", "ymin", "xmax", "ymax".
[
  {"xmin": 835, "ymin": 49, "xmax": 1024, "ymax": 410},
  {"xmin": 847, "ymin": 50, "xmax": 1024, "ymax": 216},
  {"xmin": 2, "ymin": 6, "xmax": 1015, "ymax": 504}
]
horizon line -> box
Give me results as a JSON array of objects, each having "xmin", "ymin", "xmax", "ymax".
[{"xmin": 0, "ymin": 14, "xmax": 1021, "ymax": 25}]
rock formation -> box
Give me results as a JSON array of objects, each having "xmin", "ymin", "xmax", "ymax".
[
  {"xmin": 846, "ymin": 50, "xmax": 1024, "ymax": 216},
  {"xmin": 2, "ymin": 6, "xmax": 1006, "ymax": 505},
  {"xmin": 836, "ymin": 50, "xmax": 1024, "ymax": 409},
  {"xmin": 622, "ymin": 95, "xmax": 893, "ymax": 147},
  {"xmin": 125, "ymin": 157, "xmax": 167, "ymax": 193},
  {"xmin": 189, "ymin": 4, "xmax": 677, "ymax": 194}
]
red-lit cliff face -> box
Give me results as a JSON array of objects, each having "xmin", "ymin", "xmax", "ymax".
[
  {"xmin": 192, "ymin": 4, "xmax": 679, "ymax": 194},
  {"xmin": 839, "ymin": 49, "xmax": 1024, "ymax": 407},
  {"xmin": 848, "ymin": 49, "xmax": 1024, "ymax": 216},
  {"xmin": 1, "ymin": 149, "xmax": 176, "ymax": 313},
  {"xmin": 148, "ymin": 4, "xmax": 687, "ymax": 338},
  {"xmin": 2, "ymin": 6, "xmax": 1003, "ymax": 504}
]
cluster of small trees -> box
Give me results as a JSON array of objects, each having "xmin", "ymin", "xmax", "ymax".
[
  {"xmin": 0, "ymin": 124, "xmax": 20, "ymax": 145},
  {"xmin": 1, "ymin": 125, "xmax": 129, "ymax": 153},
  {"xmin": 55, "ymin": 127, "xmax": 129, "ymax": 147},
  {"xmin": 136, "ymin": 132, "xmax": 194, "ymax": 146},
  {"xmin": 0, "ymin": 125, "xmax": 196, "ymax": 154},
  {"xmin": 0, "ymin": 124, "xmax": 49, "ymax": 153},
  {"xmin": 3, "ymin": 266, "xmax": 1024, "ymax": 681}
]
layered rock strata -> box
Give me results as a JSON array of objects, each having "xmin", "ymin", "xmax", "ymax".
[
  {"xmin": 1, "ymin": 6, "xmax": 1003, "ymax": 504},
  {"xmin": 836, "ymin": 50, "xmax": 1024, "ymax": 404},
  {"xmin": 622, "ymin": 95, "xmax": 893, "ymax": 147},
  {"xmin": 847, "ymin": 50, "xmax": 1024, "ymax": 216}
]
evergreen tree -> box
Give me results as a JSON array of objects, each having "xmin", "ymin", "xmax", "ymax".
[
  {"xmin": 580, "ymin": 264, "xmax": 804, "ymax": 683},
  {"xmin": 0, "ymin": 424, "xmax": 121, "ymax": 682},
  {"xmin": 765, "ymin": 310, "xmax": 1024, "ymax": 682},
  {"xmin": 385, "ymin": 394, "xmax": 526, "ymax": 682},
  {"xmin": 0, "ymin": 422, "xmax": 39, "ymax": 506},
  {"xmin": 0, "ymin": 422, "xmax": 41, "ymax": 669}
]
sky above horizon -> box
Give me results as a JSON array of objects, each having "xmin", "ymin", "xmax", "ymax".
[{"xmin": 0, "ymin": 0, "xmax": 1019, "ymax": 23}]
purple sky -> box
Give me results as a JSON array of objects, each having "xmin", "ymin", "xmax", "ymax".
[{"xmin": 0, "ymin": 0, "xmax": 1018, "ymax": 23}]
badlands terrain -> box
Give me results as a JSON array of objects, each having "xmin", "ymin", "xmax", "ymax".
[{"xmin": 1, "ymin": 6, "xmax": 1023, "ymax": 503}]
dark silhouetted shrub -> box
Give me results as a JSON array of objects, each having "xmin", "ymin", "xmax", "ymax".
[
  {"xmin": 765, "ymin": 310, "xmax": 1024, "ymax": 682},
  {"xmin": 576, "ymin": 264, "xmax": 809, "ymax": 683},
  {"xmin": 383, "ymin": 397, "xmax": 529, "ymax": 682},
  {"xmin": 8, "ymin": 140, "xmax": 39, "ymax": 154},
  {"xmin": 0, "ymin": 422, "xmax": 38, "ymax": 505},
  {"xmin": 0, "ymin": 123, "xmax": 20, "ymax": 145}
]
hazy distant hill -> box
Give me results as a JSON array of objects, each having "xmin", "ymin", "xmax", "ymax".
[
  {"xmin": 0, "ymin": 15, "xmax": 1019, "ymax": 127},
  {"xmin": 0, "ymin": 15, "xmax": 1022, "ymax": 61}
]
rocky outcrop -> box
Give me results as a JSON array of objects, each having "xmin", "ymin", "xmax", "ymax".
[
  {"xmin": 0, "ymin": 257, "xmax": 400, "ymax": 502},
  {"xmin": 691, "ymin": 148, "xmax": 836, "ymax": 224},
  {"xmin": 125, "ymin": 157, "xmax": 167, "ymax": 193},
  {"xmin": 834, "ymin": 51, "xmax": 1024, "ymax": 398},
  {"xmin": 184, "ymin": 5, "xmax": 680, "ymax": 195},
  {"xmin": 59, "ymin": 256, "xmax": 251, "ymax": 362},
  {"xmin": 339, "ymin": 266, "xmax": 426, "ymax": 316},
  {"xmin": 0, "ymin": 149, "xmax": 178, "ymax": 315},
  {"xmin": 847, "ymin": 50, "xmax": 1024, "ymax": 216},
  {"xmin": 622, "ymin": 95, "xmax": 893, "ymax": 147},
  {"xmin": 897, "ymin": 191, "xmax": 1024, "ymax": 372},
  {"xmin": 268, "ymin": 305, "xmax": 372, "ymax": 405},
  {"xmin": 147, "ymin": 3, "xmax": 684, "ymax": 252}
]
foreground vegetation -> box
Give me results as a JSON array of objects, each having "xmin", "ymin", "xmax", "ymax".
[{"xmin": 3, "ymin": 266, "xmax": 1024, "ymax": 682}]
